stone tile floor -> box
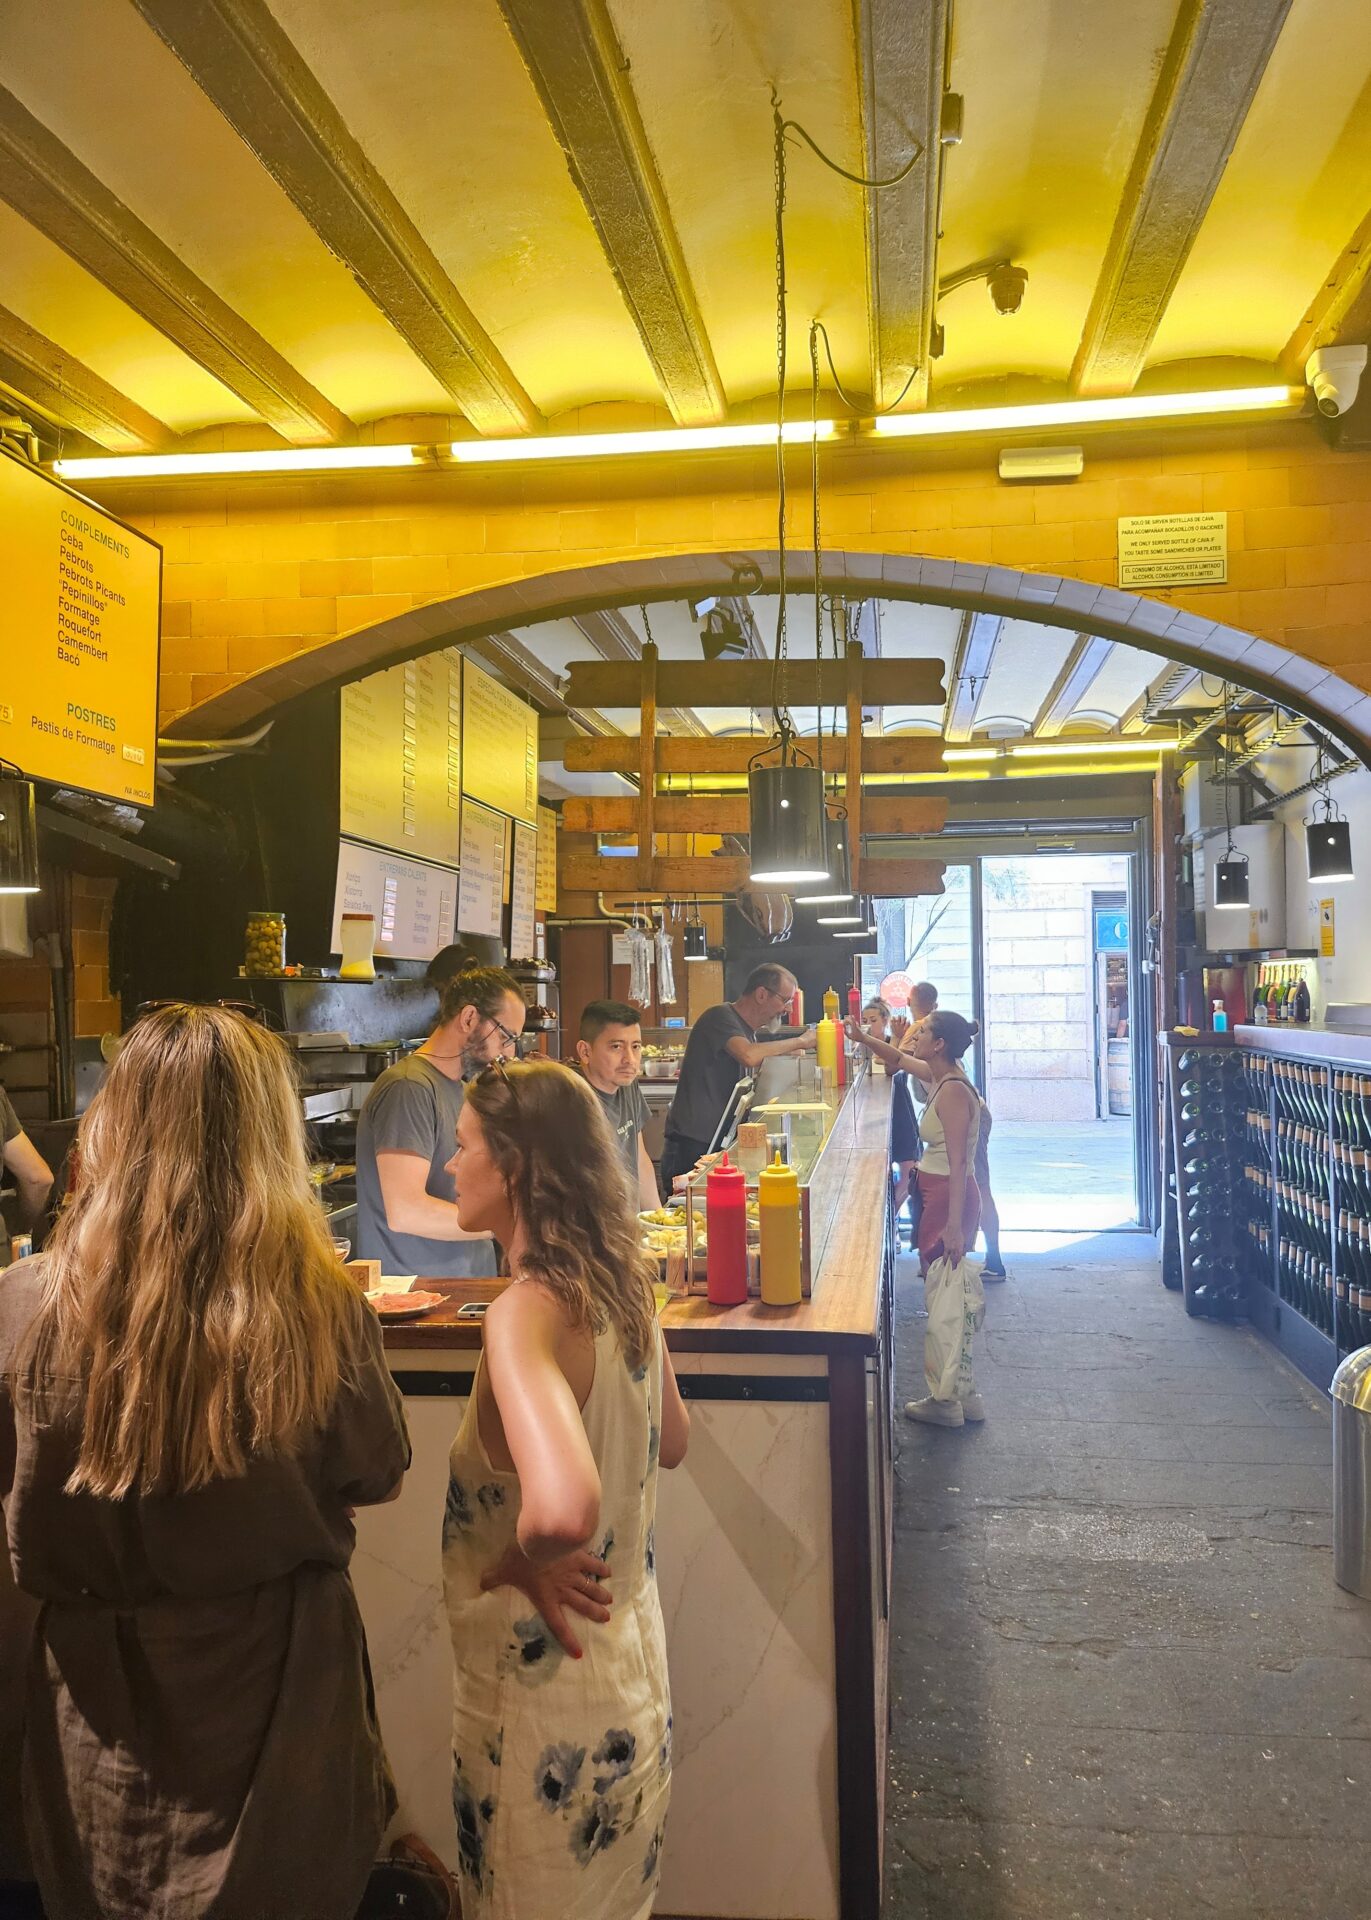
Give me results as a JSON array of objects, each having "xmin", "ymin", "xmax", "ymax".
[
  {"xmin": 885, "ymin": 1228, "xmax": 1371, "ymax": 1919},
  {"xmin": 988, "ymin": 1120, "xmax": 1137, "ymax": 1233}
]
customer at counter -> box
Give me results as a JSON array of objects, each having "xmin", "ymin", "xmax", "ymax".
[
  {"xmin": 356, "ymin": 965, "xmax": 526, "ymax": 1278},
  {"xmin": 659, "ymin": 963, "xmax": 813, "ymax": 1192},
  {"xmin": 442, "ymin": 1058, "xmax": 689, "ymax": 1918},
  {"xmin": 575, "ymin": 999, "xmax": 660, "ymax": 1209},
  {"xmin": 0, "ymin": 1005, "xmax": 410, "ymax": 1920}
]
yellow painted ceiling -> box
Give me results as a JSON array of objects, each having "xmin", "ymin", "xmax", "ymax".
[{"xmin": 0, "ymin": 0, "xmax": 1366, "ymax": 445}]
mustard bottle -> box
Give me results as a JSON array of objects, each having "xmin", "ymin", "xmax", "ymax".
[
  {"xmin": 758, "ymin": 1151, "xmax": 803, "ymax": 1306},
  {"xmin": 814, "ymin": 1016, "xmax": 837, "ymax": 1076},
  {"xmin": 822, "ymin": 985, "xmax": 840, "ymax": 1023}
]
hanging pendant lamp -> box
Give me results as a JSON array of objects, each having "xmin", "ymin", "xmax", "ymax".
[
  {"xmin": 794, "ymin": 810, "xmax": 853, "ymax": 903},
  {"xmin": 683, "ymin": 901, "xmax": 709, "ymax": 959},
  {"xmin": 1212, "ymin": 688, "xmax": 1249, "ymax": 909},
  {"xmin": 0, "ymin": 773, "xmax": 39, "ymax": 895},
  {"xmin": 835, "ymin": 894, "xmax": 878, "ymax": 936},
  {"xmin": 748, "ymin": 751, "xmax": 829, "ymax": 886},
  {"xmin": 1305, "ymin": 754, "xmax": 1354, "ymax": 883}
]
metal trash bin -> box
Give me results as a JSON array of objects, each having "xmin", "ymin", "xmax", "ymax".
[{"xmin": 1332, "ymin": 1348, "xmax": 1371, "ymax": 1598}]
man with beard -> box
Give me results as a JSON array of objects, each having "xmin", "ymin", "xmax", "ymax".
[{"xmin": 355, "ymin": 965, "xmax": 526, "ymax": 1277}]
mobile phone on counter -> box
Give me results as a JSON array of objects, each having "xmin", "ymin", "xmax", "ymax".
[{"xmin": 456, "ymin": 1301, "xmax": 490, "ymax": 1319}]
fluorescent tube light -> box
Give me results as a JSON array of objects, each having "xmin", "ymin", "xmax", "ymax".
[
  {"xmin": 1009, "ymin": 739, "xmax": 1176, "ymax": 758},
  {"xmin": 54, "ymin": 445, "xmax": 422, "ymax": 481},
  {"xmin": 872, "ymin": 385, "xmax": 1300, "ymax": 441},
  {"xmin": 942, "ymin": 747, "xmax": 1001, "ymax": 763},
  {"xmin": 449, "ymin": 420, "xmax": 837, "ymax": 465}
]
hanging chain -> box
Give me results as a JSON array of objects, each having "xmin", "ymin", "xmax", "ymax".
[
  {"xmin": 639, "ymin": 603, "xmax": 655, "ymax": 650},
  {"xmin": 772, "ymin": 102, "xmax": 790, "ymax": 740}
]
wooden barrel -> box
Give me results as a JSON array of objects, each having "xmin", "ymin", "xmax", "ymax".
[{"xmin": 1107, "ymin": 1037, "xmax": 1132, "ymax": 1116}]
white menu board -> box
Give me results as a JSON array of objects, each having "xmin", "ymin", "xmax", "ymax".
[
  {"xmin": 457, "ymin": 800, "xmax": 508, "ymax": 940},
  {"xmin": 509, "ymin": 821, "xmax": 538, "ymax": 961},
  {"xmin": 330, "ymin": 838, "xmax": 458, "ymax": 964},
  {"xmin": 536, "ymin": 804, "xmax": 558, "ymax": 913},
  {"xmin": 339, "ymin": 649, "xmax": 461, "ymax": 861},
  {"xmin": 461, "ymin": 657, "xmax": 538, "ymax": 825}
]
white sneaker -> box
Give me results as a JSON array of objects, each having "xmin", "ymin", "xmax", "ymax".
[
  {"xmin": 960, "ymin": 1392, "xmax": 986, "ymax": 1423},
  {"xmin": 904, "ymin": 1396, "xmax": 964, "ymax": 1428}
]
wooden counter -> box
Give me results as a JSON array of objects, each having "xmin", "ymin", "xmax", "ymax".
[{"xmin": 356, "ymin": 1073, "xmax": 896, "ymax": 1920}]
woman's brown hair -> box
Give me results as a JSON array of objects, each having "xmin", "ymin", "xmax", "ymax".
[
  {"xmin": 22, "ymin": 1004, "xmax": 364, "ymax": 1499},
  {"xmin": 463, "ymin": 1059, "xmax": 657, "ymax": 1369}
]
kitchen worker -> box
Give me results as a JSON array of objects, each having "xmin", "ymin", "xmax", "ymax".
[
  {"xmin": 1, "ymin": 1085, "xmax": 53, "ymax": 1264},
  {"xmin": 658, "ymin": 963, "xmax": 813, "ymax": 1194},
  {"xmin": 355, "ymin": 965, "xmax": 526, "ymax": 1277},
  {"xmin": 575, "ymin": 999, "xmax": 661, "ymax": 1210}
]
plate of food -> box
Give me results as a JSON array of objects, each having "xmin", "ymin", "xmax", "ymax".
[
  {"xmin": 639, "ymin": 1206, "xmax": 686, "ymax": 1227},
  {"xmin": 365, "ymin": 1287, "xmax": 446, "ymax": 1320}
]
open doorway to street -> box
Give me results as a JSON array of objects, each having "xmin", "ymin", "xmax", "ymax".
[{"xmin": 865, "ymin": 852, "xmax": 1141, "ymax": 1245}]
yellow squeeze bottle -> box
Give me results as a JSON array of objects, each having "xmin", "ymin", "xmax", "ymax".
[
  {"xmin": 815, "ymin": 1017, "xmax": 837, "ymax": 1075},
  {"xmin": 822, "ymin": 985, "xmax": 840, "ymax": 1023},
  {"xmin": 759, "ymin": 1152, "xmax": 803, "ymax": 1306}
]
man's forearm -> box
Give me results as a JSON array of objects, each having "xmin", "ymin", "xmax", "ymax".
[
  {"xmin": 16, "ymin": 1176, "xmax": 52, "ymax": 1227},
  {"xmin": 388, "ymin": 1191, "xmax": 492, "ymax": 1242}
]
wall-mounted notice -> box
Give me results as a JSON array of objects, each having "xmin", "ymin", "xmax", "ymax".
[
  {"xmin": 457, "ymin": 799, "xmax": 508, "ymax": 940},
  {"xmin": 1320, "ymin": 898, "xmax": 1336, "ymax": 959},
  {"xmin": 0, "ymin": 454, "xmax": 161, "ymax": 804},
  {"xmin": 462, "ymin": 657, "xmax": 538, "ymax": 825},
  {"xmin": 509, "ymin": 821, "xmax": 538, "ymax": 961},
  {"xmin": 536, "ymin": 804, "xmax": 558, "ymax": 913},
  {"xmin": 340, "ymin": 648, "xmax": 461, "ymax": 863},
  {"xmin": 1117, "ymin": 512, "xmax": 1227, "ymax": 589},
  {"xmin": 330, "ymin": 838, "xmax": 458, "ymax": 963}
]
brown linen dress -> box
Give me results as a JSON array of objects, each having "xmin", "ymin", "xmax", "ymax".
[{"xmin": 0, "ymin": 1260, "xmax": 411, "ymax": 1920}]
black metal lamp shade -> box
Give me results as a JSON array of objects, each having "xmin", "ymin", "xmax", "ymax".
[
  {"xmin": 683, "ymin": 918, "xmax": 709, "ymax": 959},
  {"xmin": 1213, "ymin": 852, "xmax": 1250, "ymax": 908},
  {"xmin": 835, "ymin": 894, "xmax": 879, "ymax": 937},
  {"xmin": 1306, "ymin": 817, "xmax": 1354, "ymax": 883},
  {"xmin": 794, "ymin": 812, "xmax": 853, "ymax": 904},
  {"xmin": 748, "ymin": 762, "xmax": 829, "ymax": 886},
  {"xmin": 0, "ymin": 776, "xmax": 39, "ymax": 895}
]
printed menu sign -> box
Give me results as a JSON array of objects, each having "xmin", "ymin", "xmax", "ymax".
[
  {"xmin": 330, "ymin": 838, "xmax": 458, "ymax": 963},
  {"xmin": 457, "ymin": 800, "xmax": 508, "ymax": 939},
  {"xmin": 509, "ymin": 821, "xmax": 538, "ymax": 961},
  {"xmin": 340, "ymin": 649, "xmax": 461, "ymax": 861},
  {"xmin": 0, "ymin": 454, "xmax": 161, "ymax": 804},
  {"xmin": 461, "ymin": 658, "xmax": 538, "ymax": 826},
  {"xmin": 536, "ymin": 804, "xmax": 558, "ymax": 912}
]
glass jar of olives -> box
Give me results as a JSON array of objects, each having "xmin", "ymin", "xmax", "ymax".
[{"xmin": 244, "ymin": 910, "xmax": 286, "ymax": 976}]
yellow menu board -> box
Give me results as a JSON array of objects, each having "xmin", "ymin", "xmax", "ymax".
[
  {"xmin": 0, "ymin": 454, "xmax": 161, "ymax": 804},
  {"xmin": 461, "ymin": 657, "xmax": 538, "ymax": 826},
  {"xmin": 536, "ymin": 804, "xmax": 558, "ymax": 912},
  {"xmin": 339, "ymin": 648, "xmax": 461, "ymax": 862}
]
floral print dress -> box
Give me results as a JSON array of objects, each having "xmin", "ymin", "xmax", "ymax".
[{"xmin": 442, "ymin": 1319, "xmax": 670, "ymax": 1920}]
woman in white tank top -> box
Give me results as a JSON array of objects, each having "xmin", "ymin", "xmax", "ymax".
[{"xmin": 906, "ymin": 1011, "xmax": 982, "ymax": 1273}]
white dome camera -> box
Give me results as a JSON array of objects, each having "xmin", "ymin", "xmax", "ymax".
[{"xmin": 1306, "ymin": 344, "xmax": 1367, "ymax": 418}]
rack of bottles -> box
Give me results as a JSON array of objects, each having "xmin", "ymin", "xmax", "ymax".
[
  {"xmin": 1248, "ymin": 961, "xmax": 1312, "ymax": 1027},
  {"xmin": 1165, "ymin": 1028, "xmax": 1371, "ymax": 1389}
]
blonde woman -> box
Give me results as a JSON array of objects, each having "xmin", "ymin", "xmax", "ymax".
[
  {"xmin": 0, "ymin": 1005, "xmax": 409, "ymax": 1920},
  {"xmin": 441, "ymin": 1059, "xmax": 690, "ymax": 1920}
]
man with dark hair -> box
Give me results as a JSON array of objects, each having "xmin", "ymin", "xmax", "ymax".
[
  {"xmin": 659, "ymin": 963, "xmax": 812, "ymax": 1194},
  {"xmin": 575, "ymin": 1000, "xmax": 660, "ymax": 1209},
  {"xmin": 355, "ymin": 965, "xmax": 526, "ymax": 1276}
]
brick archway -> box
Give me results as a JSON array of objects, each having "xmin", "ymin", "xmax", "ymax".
[{"xmin": 163, "ymin": 546, "xmax": 1371, "ymax": 763}]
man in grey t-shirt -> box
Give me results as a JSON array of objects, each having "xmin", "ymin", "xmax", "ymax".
[
  {"xmin": 574, "ymin": 999, "xmax": 658, "ymax": 1210},
  {"xmin": 355, "ymin": 967, "xmax": 526, "ymax": 1277}
]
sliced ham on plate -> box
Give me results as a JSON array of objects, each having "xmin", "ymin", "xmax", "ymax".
[{"xmin": 365, "ymin": 1288, "xmax": 446, "ymax": 1319}]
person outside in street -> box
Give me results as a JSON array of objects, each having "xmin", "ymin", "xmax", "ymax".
[
  {"xmin": 575, "ymin": 999, "xmax": 661, "ymax": 1210},
  {"xmin": 355, "ymin": 965, "xmax": 526, "ymax": 1277},
  {"xmin": 658, "ymin": 964, "xmax": 813, "ymax": 1194}
]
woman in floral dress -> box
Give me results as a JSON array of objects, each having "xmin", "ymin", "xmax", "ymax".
[{"xmin": 441, "ymin": 1060, "xmax": 690, "ymax": 1920}]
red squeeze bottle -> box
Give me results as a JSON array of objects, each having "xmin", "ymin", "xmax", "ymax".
[
  {"xmin": 706, "ymin": 1153, "xmax": 749, "ymax": 1306},
  {"xmin": 847, "ymin": 988, "xmax": 861, "ymax": 1019},
  {"xmin": 788, "ymin": 986, "xmax": 804, "ymax": 1028}
]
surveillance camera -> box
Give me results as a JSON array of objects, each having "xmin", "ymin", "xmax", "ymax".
[
  {"xmin": 1306, "ymin": 344, "xmax": 1367, "ymax": 418},
  {"xmin": 988, "ymin": 263, "xmax": 1027, "ymax": 316}
]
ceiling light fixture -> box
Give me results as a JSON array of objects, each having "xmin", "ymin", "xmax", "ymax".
[
  {"xmin": 1010, "ymin": 738, "xmax": 1177, "ymax": 758},
  {"xmin": 794, "ymin": 811, "xmax": 853, "ymax": 903},
  {"xmin": 873, "ymin": 384, "xmax": 1299, "ymax": 442},
  {"xmin": 747, "ymin": 755, "xmax": 829, "ymax": 887},
  {"xmin": 450, "ymin": 420, "xmax": 836, "ymax": 466},
  {"xmin": 0, "ymin": 771, "xmax": 40, "ymax": 895},
  {"xmin": 54, "ymin": 444, "xmax": 422, "ymax": 481},
  {"xmin": 1305, "ymin": 744, "xmax": 1354, "ymax": 882},
  {"xmin": 1213, "ymin": 683, "xmax": 1250, "ymax": 910},
  {"xmin": 942, "ymin": 747, "xmax": 1001, "ymax": 763}
]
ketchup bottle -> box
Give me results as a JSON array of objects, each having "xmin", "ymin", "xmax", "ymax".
[
  {"xmin": 788, "ymin": 985, "xmax": 804, "ymax": 1029},
  {"xmin": 847, "ymin": 987, "xmax": 862, "ymax": 1020},
  {"xmin": 706, "ymin": 1153, "xmax": 748, "ymax": 1306}
]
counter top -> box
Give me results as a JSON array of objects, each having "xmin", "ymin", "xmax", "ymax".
[
  {"xmin": 1164, "ymin": 1024, "xmax": 1371, "ymax": 1065},
  {"xmin": 381, "ymin": 1073, "xmax": 894, "ymax": 1358}
]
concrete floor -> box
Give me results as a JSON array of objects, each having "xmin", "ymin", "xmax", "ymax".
[
  {"xmin": 885, "ymin": 1228, "xmax": 1371, "ymax": 1919},
  {"xmin": 990, "ymin": 1120, "xmax": 1136, "ymax": 1233}
]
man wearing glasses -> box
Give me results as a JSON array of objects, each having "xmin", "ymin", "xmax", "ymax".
[
  {"xmin": 659, "ymin": 962, "xmax": 813, "ymax": 1194},
  {"xmin": 355, "ymin": 966, "xmax": 527, "ymax": 1278}
]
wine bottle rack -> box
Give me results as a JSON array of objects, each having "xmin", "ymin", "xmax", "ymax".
[{"xmin": 1164, "ymin": 1031, "xmax": 1371, "ymax": 1391}]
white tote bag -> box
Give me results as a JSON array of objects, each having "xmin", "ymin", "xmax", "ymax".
[{"xmin": 923, "ymin": 1254, "xmax": 986, "ymax": 1401}]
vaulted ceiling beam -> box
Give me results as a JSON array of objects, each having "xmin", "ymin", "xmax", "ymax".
[
  {"xmin": 571, "ymin": 607, "xmax": 707, "ymax": 734},
  {"xmin": 132, "ymin": 0, "xmax": 540, "ymax": 436},
  {"xmin": 943, "ymin": 612, "xmax": 1001, "ymax": 741},
  {"xmin": 852, "ymin": 0, "xmax": 948, "ymax": 410},
  {"xmin": 1033, "ymin": 634, "xmax": 1115, "ymax": 738},
  {"xmin": 0, "ymin": 301, "xmax": 173, "ymax": 451},
  {"xmin": 0, "ymin": 81, "xmax": 350, "ymax": 444},
  {"xmin": 1281, "ymin": 207, "xmax": 1371, "ymax": 380},
  {"xmin": 1071, "ymin": 0, "xmax": 1292, "ymax": 396},
  {"xmin": 1120, "ymin": 663, "xmax": 1201, "ymax": 733},
  {"xmin": 495, "ymin": 0, "xmax": 725, "ymax": 425},
  {"xmin": 464, "ymin": 630, "xmax": 619, "ymax": 737}
]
